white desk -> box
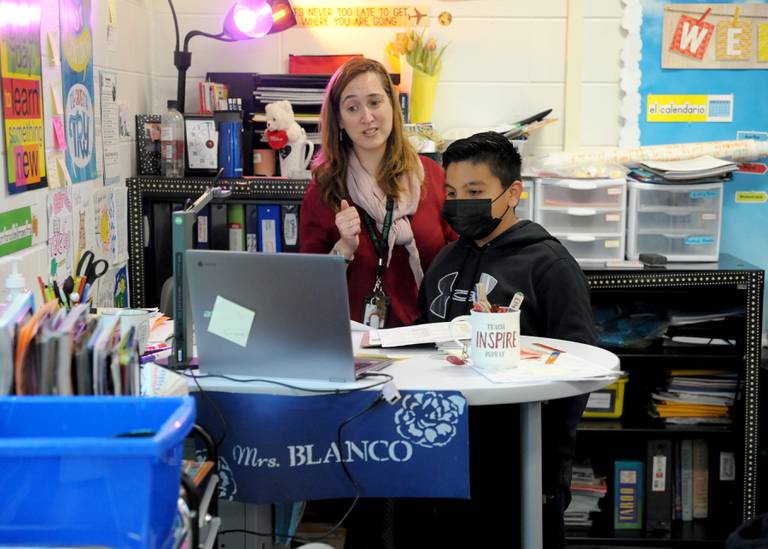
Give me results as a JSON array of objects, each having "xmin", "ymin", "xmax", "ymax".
[{"xmin": 194, "ymin": 335, "xmax": 620, "ymax": 549}]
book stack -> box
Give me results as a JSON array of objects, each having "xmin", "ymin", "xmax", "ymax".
[
  {"xmin": 198, "ymin": 81, "xmax": 229, "ymax": 114},
  {"xmin": 629, "ymin": 155, "xmax": 737, "ymax": 185},
  {"xmin": 651, "ymin": 369, "xmax": 736, "ymax": 425},
  {"xmin": 565, "ymin": 460, "xmax": 607, "ymax": 529},
  {"xmin": 252, "ymin": 74, "xmax": 329, "ymax": 145}
]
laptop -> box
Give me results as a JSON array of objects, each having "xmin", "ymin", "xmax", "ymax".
[{"xmin": 185, "ymin": 250, "xmax": 360, "ymax": 383}]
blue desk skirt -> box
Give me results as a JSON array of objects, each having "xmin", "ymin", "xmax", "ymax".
[{"xmin": 192, "ymin": 390, "xmax": 469, "ymax": 504}]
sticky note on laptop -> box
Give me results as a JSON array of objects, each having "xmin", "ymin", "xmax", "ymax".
[{"xmin": 206, "ymin": 296, "xmax": 255, "ymax": 347}]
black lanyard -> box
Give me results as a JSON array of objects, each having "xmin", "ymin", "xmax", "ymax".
[{"xmin": 361, "ymin": 197, "xmax": 395, "ymax": 281}]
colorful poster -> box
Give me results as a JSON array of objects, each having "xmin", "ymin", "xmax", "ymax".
[
  {"xmin": 0, "ymin": 207, "xmax": 34, "ymax": 257},
  {"xmin": 59, "ymin": 0, "xmax": 97, "ymax": 183},
  {"xmin": 0, "ymin": 0, "xmax": 48, "ymax": 194},
  {"xmin": 47, "ymin": 188, "xmax": 74, "ymax": 278}
]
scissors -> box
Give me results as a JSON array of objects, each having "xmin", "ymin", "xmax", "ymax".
[{"xmin": 76, "ymin": 250, "xmax": 108, "ymax": 284}]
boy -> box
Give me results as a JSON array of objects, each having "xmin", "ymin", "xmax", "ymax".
[{"xmin": 418, "ymin": 131, "xmax": 596, "ymax": 548}]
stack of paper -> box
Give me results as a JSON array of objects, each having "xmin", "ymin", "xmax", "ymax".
[
  {"xmin": 565, "ymin": 461, "xmax": 607, "ymax": 529},
  {"xmin": 637, "ymin": 155, "xmax": 738, "ymax": 181},
  {"xmin": 651, "ymin": 370, "xmax": 736, "ymax": 425}
]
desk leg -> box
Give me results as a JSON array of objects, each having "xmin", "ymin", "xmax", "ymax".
[{"xmin": 520, "ymin": 401, "xmax": 543, "ymax": 549}]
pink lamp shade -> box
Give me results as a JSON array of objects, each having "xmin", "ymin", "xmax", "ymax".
[{"xmin": 223, "ymin": 0, "xmax": 273, "ymax": 39}]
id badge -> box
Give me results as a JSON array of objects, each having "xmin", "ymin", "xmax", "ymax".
[{"xmin": 363, "ymin": 293, "xmax": 390, "ymax": 329}]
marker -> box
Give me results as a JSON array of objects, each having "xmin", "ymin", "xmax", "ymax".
[{"xmin": 545, "ymin": 351, "xmax": 561, "ymax": 365}]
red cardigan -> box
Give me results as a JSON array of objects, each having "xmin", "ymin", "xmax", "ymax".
[{"xmin": 300, "ymin": 156, "xmax": 456, "ymax": 327}]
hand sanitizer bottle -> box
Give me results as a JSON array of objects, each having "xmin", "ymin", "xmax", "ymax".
[{"xmin": 4, "ymin": 256, "xmax": 27, "ymax": 303}]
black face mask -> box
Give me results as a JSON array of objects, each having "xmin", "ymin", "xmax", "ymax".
[{"xmin": 441, "ymin": 189, "xmax": 510, "ymax": 240}]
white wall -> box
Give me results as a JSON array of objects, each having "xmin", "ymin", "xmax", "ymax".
[
  {"xmin": 0, "ymin": 0, "xmax": 154, "ymax": 295},
  {"xmin": 149, "ymin": 0, "xmax": 626, "ymax": 154}
]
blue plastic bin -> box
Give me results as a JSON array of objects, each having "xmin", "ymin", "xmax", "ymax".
[{"xmin": 0, "ymin": 396, "xmax": 195, "ymax": 548}]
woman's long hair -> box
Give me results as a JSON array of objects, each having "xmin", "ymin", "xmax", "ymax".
[{"xmin": 312, "ymin": 58, "xmax": 421, "ymax": 209}]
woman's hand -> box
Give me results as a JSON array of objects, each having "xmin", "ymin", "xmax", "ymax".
[{"xmin": 333, "ymin": 199, "xmax": 360, "ymax": 259}]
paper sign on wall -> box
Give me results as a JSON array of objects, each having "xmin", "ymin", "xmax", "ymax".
[
  {"xmin": 47, "ymin": 188, "xmax": 74, "ymax": 277},
  {"xmin": 0, "ymin": 207, "xmax": 34, "ymax": 257},
  {"xmin": 646, "ymin": 94, "xmax": 733, "ymax": 123},
  {"xmin": 292, "ymin": 5, "xmax": 428, "ymax": 27},
  {"xmin": 663, "ymin": 4, "xmax": 768, "ymax": 68}
]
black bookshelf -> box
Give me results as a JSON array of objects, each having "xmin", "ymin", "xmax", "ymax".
[
  {"xmin": 571, "ymin": 257, "xmax": 764, "ymax": 547},
  {"xmin": 126, "ymin": 176, "xmax": 309, "ymax": 308}
]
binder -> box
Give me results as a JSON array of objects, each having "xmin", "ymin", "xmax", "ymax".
[
  {"xmin": 257, "ymin": 204, "xmax": 282, "ymax": 253},
  {"xmin": 614, "ymin": 460, "xmax": 643, "ymax": 530},
  {"xmin": 681, "ymin": 439, "xmax": 693, "ymax": 521},
  {"xmin": 209, "ymin": 203, "xmax": 229, "ymax": 250},
  {"xmin": 710, "ymin": 445, "xmax": 738, "ymax": 526},
  {"xmin": 692, "ymin": 439, "xmax": 709, "ymax": 519},
  {"xmin": 280, "ymin": 204, "xmax": 300, "ymax": 252},
  {"xmin": 645, "ymin": 439, "xmax": 673, "ymax": 532},
  {"xmin": 152, "ymin": 202, "xmax": 172, "ymax": 305},
  {"xmin": 227, "ymin": 204, "xmax": 245, "ymax": 251},
  {"xmin": 195, "ymin": 204, "xmax": 210, "ymax": 249},
  {"xmin": 245, "ymin": 204, "xmax": 259, "ymax": 252}
]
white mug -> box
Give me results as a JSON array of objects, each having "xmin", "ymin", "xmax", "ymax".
[
  {"xmin": 449, "ymin": 310, "xmax": 521, "ymax": 369},
  {"xmin": 279, "ymin": 139, "xmax": 314, "ymax": 178}
]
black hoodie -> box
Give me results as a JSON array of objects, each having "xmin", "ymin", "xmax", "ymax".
[{"xmin": 419, "ymin": 220, "xmax": 596, "ymax": 345}]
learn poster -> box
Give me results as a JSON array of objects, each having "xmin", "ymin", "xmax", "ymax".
[
  {"xmin": 634, "ymin": 0, "xmax": 768, "ymax": 335},
  {"xmin": 59, "ymin": 0, "xmax": 98, "ymax": 183},
  {"xmin": 0, "ymin": 0, "xmax": 48, "ymax": 194}
]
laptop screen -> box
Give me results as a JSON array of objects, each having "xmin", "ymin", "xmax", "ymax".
[{"xmin": 185, "ymin": 250, "xmax": 357, "ymax": 383}]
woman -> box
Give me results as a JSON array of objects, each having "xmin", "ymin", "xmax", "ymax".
[{"xmin": 300, "ymin": 58, "xmax": 455, "ymax": 328}]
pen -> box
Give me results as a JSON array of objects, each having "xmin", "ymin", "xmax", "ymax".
[{"xmin": 533, "ymin": 342, "xmax": 564, "ymax": 353}]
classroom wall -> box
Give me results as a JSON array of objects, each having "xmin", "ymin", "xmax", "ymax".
[
  {"xmin": 148, "ymin": 0, "xmax": 626, "ymax": 155},
  {"xmin": 0, "ymin": 0, "xmax": 153, "ymax": 300}
]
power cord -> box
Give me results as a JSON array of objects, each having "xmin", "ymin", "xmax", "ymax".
[{"xmin": 184, "ymin": 371, "xmax": 394, "ymax": 394}]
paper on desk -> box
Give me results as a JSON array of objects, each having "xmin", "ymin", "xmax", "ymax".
[
  {"xmin": 350, "ymin": 320, "xmax": 371, "ymax": 332},
  {"xmin": 141, "ymin": 363, "xmax": 188, "ymax": 396},
  {"xmin": 365, "ymin": 322, "xmax": 471, "ymax": 348},
  {"xmin": 471, "ymin": 353, "xmax": 618, "ymax": 384}
]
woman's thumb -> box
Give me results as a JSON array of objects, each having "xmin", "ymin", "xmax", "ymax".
[{"xmin": 340, "ymin": 199, "xmax": 350, "ymax": 210}]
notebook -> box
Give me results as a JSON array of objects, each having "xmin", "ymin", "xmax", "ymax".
[{"xmin": 185, "ymin": 250, "xmax": 359, "ymax": 383}]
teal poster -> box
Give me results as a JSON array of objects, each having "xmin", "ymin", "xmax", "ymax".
[
  {"xmin": 638, "ymin": 0, "xmax": 768, "ymax": 334},
  {"xmin": 59, "ymin": 0, "xmax": 97, "ymax": 183}
]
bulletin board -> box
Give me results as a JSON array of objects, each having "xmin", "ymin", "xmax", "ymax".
[{"xmin": 626, "ymin": 0, "xmax": 768, "ymax": 336}]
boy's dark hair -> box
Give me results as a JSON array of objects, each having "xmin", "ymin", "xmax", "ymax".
[{"xmin": 442, "ymin": 131, "xmax": 522, "ymax": 188}]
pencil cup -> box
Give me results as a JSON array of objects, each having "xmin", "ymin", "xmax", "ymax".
[
  {"xmin": 102, "ymin": 308, "xmax": 152, "ymax": 354},
  {"xmin": 449, "ymin": 310, "xmax": 521, "ymax": 369}
]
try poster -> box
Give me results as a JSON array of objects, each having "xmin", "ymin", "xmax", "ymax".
[
  {"xmin": 0, "ymin": 0, "xmax": 48, "ymax": 194},
  {"xmin": 59, "ymin": 0, "xmax": 97, "ymax": 183}
]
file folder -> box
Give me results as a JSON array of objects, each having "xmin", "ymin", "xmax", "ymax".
[
  {"xmin": 245, "ymin": 204, "xmax": 259, "ymax": 252},
  {"xmin": 257, "ymin": 204, "xmax": 282, "ymax": 253},
  {"xmin": 281, "ymin": 204, "xmax": 300, "ymax": 252},
  {"xmin": 209, "ymin": 204, "xmax": 229, "ymax": 250},
  {"xmin": 646, "ymin": 439, "xmax": 673, "ymax": 532},
  {"xmin": 227, "ymin": 204, "xmax": 245, "ymax": 251},
  {"xmin": 194, "ymin": 204, "xmax": 210, "ymax": 249}
]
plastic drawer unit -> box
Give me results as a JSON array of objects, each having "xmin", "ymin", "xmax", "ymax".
[
  {"xmin": 517, "ymin": 177, "xmax": 534, "ymax": 220},
  {"xmin": 627, "ymin": 180, "xmax": 723, "ymax": 261},
  {"xmin": 534, "ymin": 177, "xmax": 626, "ymax": 265}
]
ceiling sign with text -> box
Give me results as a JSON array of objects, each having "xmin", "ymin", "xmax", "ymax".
[
  {"xmin": 292, "ymin": 5, "xmax": 428, "ymax": 27},
  {"xmin": 663, "ymin": 4, "xmax": 768, "ymax": 69},
  {"xmin": 646, "ymin": 94, "xmax": 733, "ymax": 123}
]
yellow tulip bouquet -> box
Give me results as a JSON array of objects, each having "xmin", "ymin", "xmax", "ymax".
[{"xmin": 387, "ymin": 29, "xmax": 448, "ymax": 76}]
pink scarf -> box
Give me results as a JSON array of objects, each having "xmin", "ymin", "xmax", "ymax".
[{"xmin": 346, "ymin": 152, "xmax": 424, "ymax": 286}]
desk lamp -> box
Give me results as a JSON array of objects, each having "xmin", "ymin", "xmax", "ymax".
[
  {"xmin": 168, "ymin": 0, "xmax": 297, "ymax": 113},
  {"xmin": 171, "ymin": 170, "xmax": 232, "ymax": 368}
]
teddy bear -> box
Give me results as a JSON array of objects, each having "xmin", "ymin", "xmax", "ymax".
[{"xmin": 263, "ymin": 100, "xmax": 305, "ymax": 151}]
